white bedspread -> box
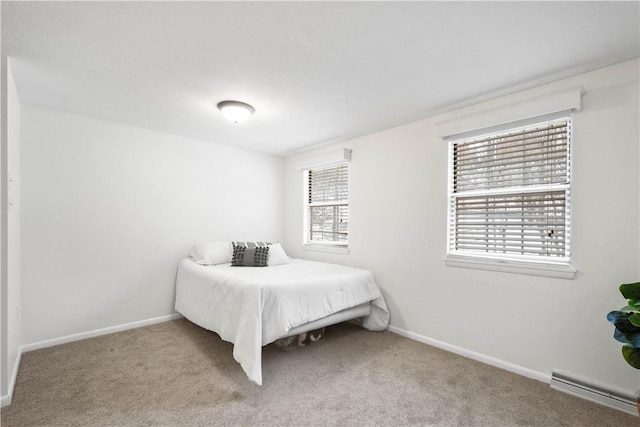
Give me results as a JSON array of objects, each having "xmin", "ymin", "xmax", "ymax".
[{"xmin": 175, "ymin": 258, "xmax": 389, "ymax": 385}]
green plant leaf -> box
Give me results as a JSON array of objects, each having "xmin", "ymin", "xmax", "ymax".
[
  {"xmin": 607, "ymin": 310, "xmax": 622, "ymax": 324},
  {"xmin": 612, "ymin": 327, "xmax": 640, "ymax": 347},
  {"xmin": 608, "ymin": 312, "xmax": 640, "ymax": 346},
  {"xmin": 624, "ymin": 332, "xmax": 640, "ymax": 347},
  {"xmin": 620, "ymin": 282, "xmax": 640, "ymax": 301},
  {"xmin": 630, "ymin": 313, "xmax": 640, "ymax": 327},
  {"xmin": 622, "ymin": 346, "xmax": 640, "ymax": 369},
  {"xmin": 608, "ymin": 311, "xmax": 640, "ymax": 333},
  {"xmin": 614, "ymin": 328, "xmax": 629, "ymax": 344}
]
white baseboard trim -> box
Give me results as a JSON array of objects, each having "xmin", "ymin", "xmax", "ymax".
[
  {"xmin": 22, "ymin": 313, "xmax": 183, "ymax": 353},
  {"xmin": 386, "ymin": 325, "xmax": 551, "ymax": 384},
  {"xmin": 0, "ymin": 351, "xmax": 22, "ymax": 408}
]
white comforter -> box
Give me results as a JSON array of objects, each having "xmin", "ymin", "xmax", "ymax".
[{"xmin": 175, "ymin": 258, "xmax": 389, "ymax": 385}]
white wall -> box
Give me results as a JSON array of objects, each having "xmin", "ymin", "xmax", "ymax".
[
  {"xmin": 284, "ymin": 59, "xmax": 640, "ymax": 395},
  {"xmin": 1, "ymin": 58, "xmax": 22, "ymax": 406},
  {"xmin": 20, "ymin": 106, "xmax": 284, "ymax": 345}
]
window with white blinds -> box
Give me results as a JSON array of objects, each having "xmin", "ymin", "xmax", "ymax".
[
  {"xmin": 447, "ymin": 117, "xmax": 572, "ymax": 264},
  {"xmin": 306, "ymin": 163, "xmax": 348, "ymax": 245}
]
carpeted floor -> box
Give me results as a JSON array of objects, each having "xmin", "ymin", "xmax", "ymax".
[{"xmin": 1, "ymin": 318, "xmax": 637, "ymax": 426}]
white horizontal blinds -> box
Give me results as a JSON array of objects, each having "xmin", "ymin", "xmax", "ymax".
[
  {"xmin": 453, "ymin": 121, "xmax": 569, "ymax": 192},
  {"xmin": 308, "ymin": 163, "xmax": 348, "ymax": 243},
  {"xmin": 455, "ymin": 192, "xmax": 566, "ymax": 257},
  {"xmin": 449, "ymin": 117, "xmax": 572, "ymax": 262}
]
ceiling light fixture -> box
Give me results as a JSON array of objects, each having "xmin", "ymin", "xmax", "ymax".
[{"xmin": 217, "ymin": 100, "xmax": 255, "ymax": 123}]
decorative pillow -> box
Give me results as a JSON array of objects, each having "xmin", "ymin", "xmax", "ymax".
[
  {"xmin": 232, "ymin": 241, "xmax": 274, "ymax": 249},
  {"xmin": 267, "ymin": 242, "xmax": 290, "ymax": 266},
  {"xmin": 189, "ymin": 241, "xmax": 232, "ymax": 265},
  {"xmin": 231, "ymin": 245, "xmax": 270, "ymax": 267}
]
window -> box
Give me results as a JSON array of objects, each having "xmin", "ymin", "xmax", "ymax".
[
  {"xmin": 447, "ymin": 116, "xmax": 573, "ymax": 275},
  {"xmin": 304, "ymin": 163, "xmax": 348, "ymax": 247}
]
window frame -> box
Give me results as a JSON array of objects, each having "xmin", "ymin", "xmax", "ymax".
[
  {"xmin": 303, "ymin": 162, "xmax": 349, "ymax": 252},
  {"xmin": 445, "ymin": 115, "xmax": 576, "ymax": 279}
]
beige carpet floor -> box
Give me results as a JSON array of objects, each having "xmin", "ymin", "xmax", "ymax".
[{"xmin": 1, "ymin": 318, "xmax": 637, "ymax": 426}]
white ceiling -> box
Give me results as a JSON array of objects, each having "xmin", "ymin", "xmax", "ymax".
[{"xmin": 2, "ymin": 1, "xmax": 639, "ymax": 156}]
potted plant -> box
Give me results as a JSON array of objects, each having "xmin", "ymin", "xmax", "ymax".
[
  {"xmin": 607, "ymin": 282, "xmax": 640, "ymax": 414},
  {"xmin": 607, "ymin": 282, "xmax": 640, "ymax": 369}
]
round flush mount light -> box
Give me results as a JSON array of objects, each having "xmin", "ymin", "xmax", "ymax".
[{"xmin": 217, "ymin": 100, "xmax": 255, "ymax": 123}]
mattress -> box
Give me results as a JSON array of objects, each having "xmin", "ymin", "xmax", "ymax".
[{"xmin": 175, "ymin": 258, "xmax": 389, "ymax": 385}]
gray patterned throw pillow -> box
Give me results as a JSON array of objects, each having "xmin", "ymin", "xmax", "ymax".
[{"xmin": 231, "ymin": 245, "xmax": 270, "ymax": 267}]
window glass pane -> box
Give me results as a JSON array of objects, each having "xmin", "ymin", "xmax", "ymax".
[
  {"xmin": 307, "ymin": 163, "xmax": 349, "ymax": 244},
  {"xmin": 448, "ymin": 117, "xmax": 571, "ymax": 263},
  {"xmin": 453, "ymin": 121, "xmax": 569, "ymax": 192},
  {"xmin": 309, "ymin": 205, "xmax": 349, "ymax": 242},
  {"xmin": 309, "ymin": 164, "xmax": 349, "ymax": 203},
  {"xmin": 454, "ymin": 191, "xmax": 566, "ymax": 258}
]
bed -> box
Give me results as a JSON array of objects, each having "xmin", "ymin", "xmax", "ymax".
[{"xmin": 174, "ymin": 244, "xmax": 389, "ymax": 385}]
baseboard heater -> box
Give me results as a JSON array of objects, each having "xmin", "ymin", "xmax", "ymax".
[{"xmin": 550, "ymin": 371, "xmax": 637, "ymax": 416}]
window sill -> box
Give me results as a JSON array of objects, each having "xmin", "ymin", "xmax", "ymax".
[
  {"xmin": 444, "ymin": 255, "xmax": 576, "ymax": 279},
  {"xmin": 303, "ymin": 244, "xmax": 349, "ymax": 255}
]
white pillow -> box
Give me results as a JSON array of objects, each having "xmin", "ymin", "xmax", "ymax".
[
  {"xmin": 267, "ymin": 242, "xmax": 290, "ymax": 266},
  {"xmin": 188, "ymin": 241, "xmax": 232, "ymax": 265}
]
